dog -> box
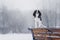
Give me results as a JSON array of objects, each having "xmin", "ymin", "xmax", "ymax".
[{"xmin": 33, "ymin": 10, "xmax": 46, "ymax": 28}]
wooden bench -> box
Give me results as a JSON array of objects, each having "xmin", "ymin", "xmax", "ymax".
[{"xmin": 29, "ymin": 28, "xmax": 60, "ymax": 40}]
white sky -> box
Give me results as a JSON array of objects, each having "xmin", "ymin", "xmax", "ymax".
[{"xmin": 1, "ymin": 0, "xmax": 43, "ymax": 11}]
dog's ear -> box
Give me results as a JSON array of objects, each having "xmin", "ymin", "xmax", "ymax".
[
  {"xmin": 33, "ymin": 10, "xmax": 37, "ymax": 17},
  {"xmin": 38, "ymin": 10, "xmax": 42, "ymax": 21},
  {"xmin": 38, "ymin": 10, "xmax": 41, "ymax": 16}
]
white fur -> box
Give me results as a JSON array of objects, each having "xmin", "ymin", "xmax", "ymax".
[
  {"xmin": 34, "ymin": 17, "xmax": 41, "ymax": 28},
  {"xmin": 34, "ymin": 17, "xmax": 46, "ymax": 28}
]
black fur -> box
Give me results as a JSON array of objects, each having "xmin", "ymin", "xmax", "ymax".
[{"xmin": 33, "ymin": 10, "xmax": 42, "ymax": 21}]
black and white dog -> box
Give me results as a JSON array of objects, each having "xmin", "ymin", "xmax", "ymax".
[{"xmin": 33, "ymin": 10, "xmax": 46, "ymax": 28}]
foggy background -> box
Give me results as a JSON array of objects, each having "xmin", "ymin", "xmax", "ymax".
[{"xmin": 0, "ymin": 0, "xmax": 60, "ymax": 34}]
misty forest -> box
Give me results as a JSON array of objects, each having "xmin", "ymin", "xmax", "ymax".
[{"xmin": 0, "ymin": 0, "xmax": 60, "ymax": 34}]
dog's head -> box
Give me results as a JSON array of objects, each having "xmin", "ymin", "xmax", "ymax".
[{"xmin": 33, "ymin": 10, "xmax": 42, "ymax": 21}]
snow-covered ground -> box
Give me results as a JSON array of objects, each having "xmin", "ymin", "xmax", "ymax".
[{"xmin": 0, "ymin": 33, "xmax": 33, "ymax": 40}]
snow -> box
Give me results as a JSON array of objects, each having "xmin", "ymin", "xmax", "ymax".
[{"xmin": 0, "ymin": 33, "xmax": 33, "ymax": 40}]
